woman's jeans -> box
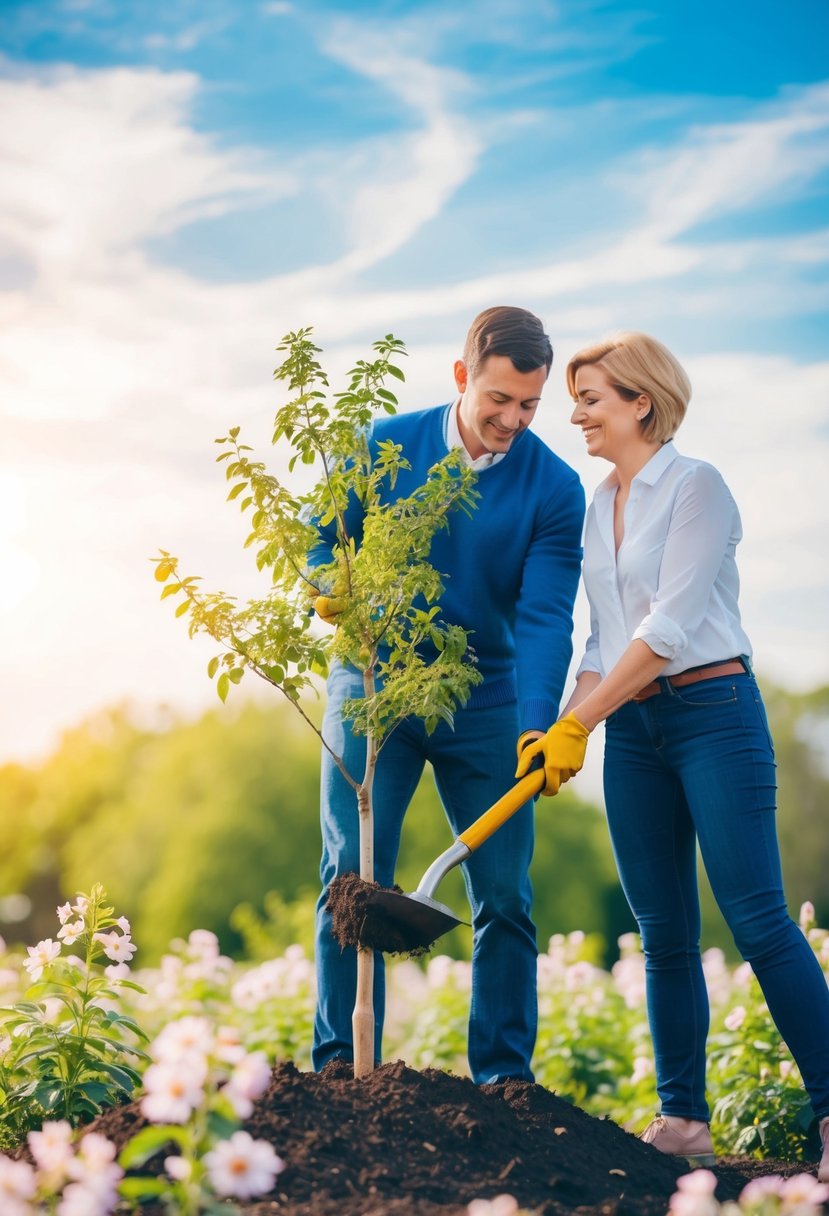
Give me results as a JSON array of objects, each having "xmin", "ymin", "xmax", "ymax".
[
  {"xmin": 312, "ymin": 663, "xmax": 538, "ymax": 1084},
  {"xmin": 604, "ymin": 670, "xmax": 829, "ymax": 1121}
]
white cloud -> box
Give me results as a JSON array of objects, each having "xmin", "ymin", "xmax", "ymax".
[{"xmin": 0, "ymin": 64, "xmax": 295, "ymax": 276}]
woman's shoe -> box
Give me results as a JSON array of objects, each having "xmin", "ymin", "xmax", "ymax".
[
  {"xmin": 819, "ymin": 1116, "xmax": 829, "ymax": 1183},
  {"xmin": 640, "ymin": 1115, "xmax": 716, "ymax": 1167}
]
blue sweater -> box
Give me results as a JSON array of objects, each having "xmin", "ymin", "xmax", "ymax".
[{"xmin": 312, "ymin": 404, "xmax": 585, "ymax": 734}]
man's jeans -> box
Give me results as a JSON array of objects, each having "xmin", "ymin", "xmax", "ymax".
[
  {"xmin": 604, "ymin": 670, "xmax": 829, "ymax": 1121},
  {"xmin": 312, "ymin": 662, "xmax": 537, "ymax": 1084}
]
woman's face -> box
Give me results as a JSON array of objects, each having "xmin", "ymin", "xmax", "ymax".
[{"xmin": 570, "ymin": 364, "xmax": 650, "ymax": 463}]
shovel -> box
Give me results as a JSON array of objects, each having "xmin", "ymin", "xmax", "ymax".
[{"xmin": 359, "ymin": 766, "xmax": 546, "ymax": 951}]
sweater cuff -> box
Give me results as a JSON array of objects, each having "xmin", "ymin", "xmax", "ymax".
[{"xmin": 520, "ymin": 697, "xmax": 558, "ymax": 736}]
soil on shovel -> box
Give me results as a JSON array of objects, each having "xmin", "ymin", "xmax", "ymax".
[
  {"xmin": 327, "ymin": 873, "xmax": 431, "ymax": 955},
  {"xmin": 88, "ymin": 1057, "xmax": 826, "ymax": 1216}
]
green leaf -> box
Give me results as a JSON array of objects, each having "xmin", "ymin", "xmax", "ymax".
[
  {"xmin": 387, "ymin": 364, "xmax": 405, "ymax": 381},
  {"xmin": 227, "ymin": 481, "xmax": 248, "ymax": 501},
  {"xmin": 174, "ymin": 599, "xmax": 190, "ymax": 618},
  {"xmin": 228, "ymin": 668, "xmax": 244, "ymax": 684},
  {"xmin": 118, "ymin": 1124, "xmax": 187, "ymax": 1169},
  {"xmin": 160, "ymin": 583, "xmax": 182, "ymax": 600},
  {"xmin": 207, "ymin": 656, "xmax": 220, "ymax": 679},
  {"xmin": 217, "ymin": 672, "xmax": 230, "ymax": 703},
  {"xmin": 119, "ymin": 1177, "xmax": 170, "ymax": 1200}
]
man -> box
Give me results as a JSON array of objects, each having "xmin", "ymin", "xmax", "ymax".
[{"xmin": 311, "ymin": 306, "xmax": 585, "ymax": 1083}]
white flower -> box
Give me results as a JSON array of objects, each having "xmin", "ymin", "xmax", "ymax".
[
  {"xmin": 676, "ymin": 1170, "xmax": 718, "ymax": 1195},
  {"xmin": 23, "ymin": 938, "xmax": 61, "ymax": 981},
  {"xmin": 204, "ymin": 1131, "xmax": 285, "ymax": 1200},
  {"xmin": 0, "ymin": 1154, "xmax": 37, "ymax": 1215},
  {"xmin": 28, "ymin": 1119, "xmax": 74, "ymax": 1176},
  {"xmin": 58, "ymin": 1179, "xmax": 118, "ymax": 1216},
  {"xmin": 56, "ymin": 903, "xmax": 73, "ymax": 925},
  {"xmin": 799, "ymin": 901, "xmax": 816, "ymax": 931},
  {"xmin": 739, "ymin": 1176, "xmax": 784, "ymax": 1205},
  {"xmin": 151, "ymin": 1015, "xmax": 214, "ymax": 1063},
  {"xmin": 630, "ymin": 1056, "xmax": 654, "ymax": 1085},
  {"xmin": 732, "ymin": 962, "xmax": 753, "ymax": 987},
  {"xmin": 71, "ymin": 895, "xmax": 89, "ymax": 916},
  {"xmin": 215, "ymin": 1025, "xmax": 246, "ymax": 1066},
  {"xmin": 164, "ymin": 1156, "xmax": 192, "ymax": 1181},
  {"xmin": 222, "ymin": 1051, "xmax": 272, "ymax": 1117},
  {"xmin": 105, "ymin": 963, "xmax": 131, "ymax": 981},
  {"xmin": 467, "ymin": 1197, "xmax": 520, "ymax": 1216},
  {"xmin": 188, "ymin": 928, "xmax": 220, "ymax": 958},
  {"xmin": 58, "ymin": 920, "xmax": 85, "ymax": 945},
  {"xmin": 724, "ymin": 1005, "xmax": 746, "ymax": 1031},
  {"xmin": 668, "ymin": 1194, "xmax": 718, "ymax": 1216},
  {"xmin": 779, "ymin": 1173, "xmax": 829, "ymax": 1206},
  {"xmin": 116, "ymin": 916, "xmax": 131, "ymax": 934},
  {"xmin": 141, "ymin": 1058, "xmax": 207, "ymax": 1124},
  {"xmin": 92, "ymin": 931, "xmax": 136, "ymax": 964}
]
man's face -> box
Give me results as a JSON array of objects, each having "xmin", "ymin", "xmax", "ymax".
[{"xmin": 455, "ymin": 354, "xmax": 548, "ymax": 459}]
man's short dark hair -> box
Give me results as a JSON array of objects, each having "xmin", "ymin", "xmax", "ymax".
[{"xmin": 463, "ymin": 306, "xmax": 553, "ymax": 379}]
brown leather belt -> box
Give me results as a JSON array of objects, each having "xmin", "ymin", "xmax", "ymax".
[{"xmin": 632, "ymin": 659, "xmax": 746, "ymax": 703}]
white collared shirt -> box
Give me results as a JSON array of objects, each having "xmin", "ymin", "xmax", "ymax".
[
  {"xmin": 576, "ymin": 441, "xmax": 753, "ymax": 678},
  {"xmin": 445, "ymin": 398, "xmax": 506, "ymax": 471}
]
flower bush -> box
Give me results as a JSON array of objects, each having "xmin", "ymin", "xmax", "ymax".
[
  {"xmin": 667, "ymin": 1168, "xmax": 829, "ymax": 1216},
  {"xmin": 0, "ymin": 884, "xmax": 147, "ymax": 1145},
  {"xmin": 1, "ymin": 890, "xmax": 826, "ymax": 1214}
]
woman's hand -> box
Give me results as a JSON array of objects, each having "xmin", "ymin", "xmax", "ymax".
[{"xmin": 514, "ymin": 712, "xmax": 590, "ymax": 796}]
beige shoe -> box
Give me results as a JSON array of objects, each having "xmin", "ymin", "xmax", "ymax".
[
  {"xmin": 640, "ymin": 1115, "xmax": 716, "ymax": 1167},
  {"xmin": 819, "ymin": 1116, "xmax": 829, "ymax": 1184}
]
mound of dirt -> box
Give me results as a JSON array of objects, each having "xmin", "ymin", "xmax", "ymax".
[{"xmin": 91, "ymin": 1058, "xmax": 825, "ymax": 1215}]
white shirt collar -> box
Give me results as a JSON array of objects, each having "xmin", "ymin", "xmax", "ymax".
[
  {"xmin": 596, "ymin": 440, "xmax": 679, "ymax": 495},
  {"xmin": 445, "ymin": 398, "xmax": 506, "ymax": 470}
]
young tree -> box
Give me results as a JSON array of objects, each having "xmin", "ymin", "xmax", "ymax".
[{"xmin": 153, "ymin": 329, "xmax": 481, "ymax": 1076}]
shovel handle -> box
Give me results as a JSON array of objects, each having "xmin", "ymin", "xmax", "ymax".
[{"xmin": 457, "ymin": 769, "xmax": 546, "ymax": 853}]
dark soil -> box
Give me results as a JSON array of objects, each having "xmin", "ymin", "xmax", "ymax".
[
  {"xmin": 87, "ymin": 1058, "xmax": 826, "ymax": 1215},
  {"xmin": 327, "ymin": 873, "xmax": 432, "ymax": 954}
]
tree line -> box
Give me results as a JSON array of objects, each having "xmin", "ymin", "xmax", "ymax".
[{"xmin": 0, "ymin": 679, "xmax": 826, "ymax": 966}]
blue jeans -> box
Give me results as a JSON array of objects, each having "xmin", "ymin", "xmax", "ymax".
[
  {"xmin": 313, "ymin": 663, "xmax": 537, "ymax": 1083},
  {"xmin": 604, "ymin": 669, "xmax": 829, "ymax": 1121}
]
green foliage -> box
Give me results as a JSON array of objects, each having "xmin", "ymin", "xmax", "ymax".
[
  {"xmin": 0, "ymin": 884, "xmax": 148, "ymax": 1139},
  {"xmin": 708, "ymin": 965, "xmax": 818, "ymax": 1159},
  {"xmin": 230, "ymin": 888, "xmax": 317, "ymax": 960}
]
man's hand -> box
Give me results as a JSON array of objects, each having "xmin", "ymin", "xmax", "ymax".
[
  {"xmin": 310, "ymin": 592, "xmax": 349, "ymax": 625},
  {"xmin": 307, "ymin": 550, "xmax": 350, "ymax": 626},
  {"xmin": 514, "ymin": 712, "xmax": 590, "ymax": 797}
]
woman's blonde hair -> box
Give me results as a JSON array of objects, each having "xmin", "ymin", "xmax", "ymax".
[{"xmin": 566, "ymin": 331, "xmax": 691, "ymax": 444}]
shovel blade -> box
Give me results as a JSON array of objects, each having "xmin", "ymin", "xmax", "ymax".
[{"xmin": 366, "ymin": 888, "xmax": 466, "ymax": 950}]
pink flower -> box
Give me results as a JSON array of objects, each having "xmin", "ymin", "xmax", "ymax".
[
  {"xmin": 724, "ymin": 1005, "xmax": 746, "ymax": 1031},
  {"xmin": 141, "ymin": 1058, "xmax": 207, "ymax": 1124},
  {"xmin": 467, "ymin": 1198, "xmax": 520, "ymax": 1216},
  {"xmin": 23, "ymin": 938, "xmax": 61, "ymax": 982},
  {"xmin": 676, "ymin": 1170, "xmax": 718, "ymax": 1195},
  {"xmin": 92, "ymin": 931, "xmax": 136, "ymax": 964},
  {"xmin": 222, "ymin": 1051, "xmax": 272, "ymax": 1118},
  {"xmin": 28, "ymin": 1119, "xmax": 74, "ymax": 1176},
  {"xmin": 0, "ymin": 1154, "xmax": 37, "ymax": 1216},
  {"xmin": 204, "ymin": 1131, "xmax": 284, "ymax": 1200}
]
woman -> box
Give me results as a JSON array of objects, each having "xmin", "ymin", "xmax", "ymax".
[{"xmin": 516, "ymin": 332, "xmax": 829, "ymax": 1175}]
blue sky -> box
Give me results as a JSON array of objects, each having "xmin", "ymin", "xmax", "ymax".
[{"xmin": 1, "ymin": 0, "xmax": 827, "ymax": 775}]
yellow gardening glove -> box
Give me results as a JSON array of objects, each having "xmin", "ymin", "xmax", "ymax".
[
  {"xmin": 311, "ymin": 593, "xmax": 349, "ymax": 625},
  {"xmin": 514, "ymin": 712, "xmax": 590, "ymax": 797},
  {"xmin": 307, "ymin": 549, "xmax": 350, "ymax": 626},
  {"xmin": 516, "ymin": 730, "xmax": 543, "ymax": 760}
]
